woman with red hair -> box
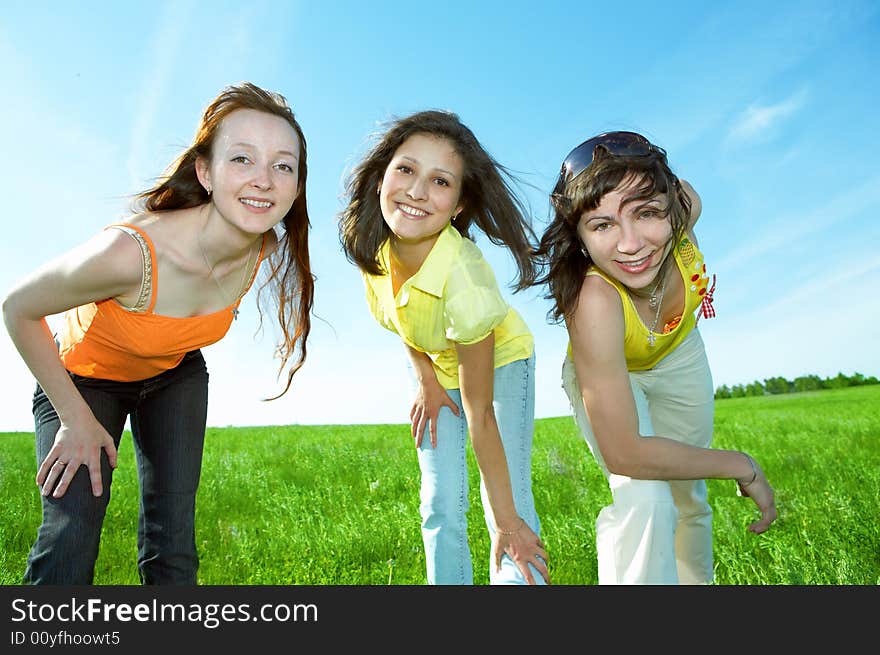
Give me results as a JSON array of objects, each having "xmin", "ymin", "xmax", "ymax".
[{"xmin": 3, "ymin": 82, "xmax": 314, "ymax": 585}]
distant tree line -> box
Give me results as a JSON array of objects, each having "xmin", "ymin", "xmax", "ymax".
[{"xmin": 715, "ymin": 372, "xmax": 879, "ymax": 399}]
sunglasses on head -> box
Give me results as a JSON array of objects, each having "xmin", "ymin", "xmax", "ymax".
[{"xmin": 553, "ymin": 131, "xmax": 665, "ymax": 194}]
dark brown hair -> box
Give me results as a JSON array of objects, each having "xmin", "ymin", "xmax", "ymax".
[
  {"xmin": 534, "ymin": 140, "xmax": 691, "ymax": 322},
  {"xmin": 338, "ymin": 110, "xmax": 537, "ymax": 291},
  {"xmin": 134, "ymin": 81, "xmax": 313, "ymax": 398}
]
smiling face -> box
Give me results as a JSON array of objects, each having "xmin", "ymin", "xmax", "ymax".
[
  {"xmin": 577, "ymin": 173, "xmax": 673, "ymax": 291},
  {"xmin": 197, "ymin": 108, "xmax": 301, "ymax": 235},
  {"xmin": 378, "ymin": 133, "xmax": 464, "ymax": 253}
]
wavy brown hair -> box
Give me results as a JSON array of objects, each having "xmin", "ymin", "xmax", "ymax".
[
  {"xmin": 134, "ymin": 81, "xmax": 313, "ymax": 399},
  {"xmin": 338, "ymin": 110, "xmax": 537, "ymax": 291},
  {"xmin": 534, "ymin": 138, "xmax": 691, "ymax": 323}
]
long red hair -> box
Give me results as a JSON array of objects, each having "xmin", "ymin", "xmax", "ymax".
[{"xmin": 135, "ymin": 81, "xmax": 313, "ymax": 398}]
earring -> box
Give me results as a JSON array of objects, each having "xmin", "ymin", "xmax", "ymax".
[
  {"xmin": 451, "ymin": 213, "xmax": 459, "ymax": 222},
  {"xmin": 206, "ymin": 186, "xmax": 212, "ymax": 196}
]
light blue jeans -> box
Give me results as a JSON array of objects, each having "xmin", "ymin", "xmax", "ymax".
[{"xmin": 413, "ymin": 353, "xmax": 545, "ymax": 585}]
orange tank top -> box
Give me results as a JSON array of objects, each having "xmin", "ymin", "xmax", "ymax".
[{"xmin": 58, "ymin": 223, "xmax": 266, "ymax": 382}]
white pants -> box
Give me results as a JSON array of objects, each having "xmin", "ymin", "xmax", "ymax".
[{"xmin": 561, "ymin": 329, "xmax": 715, "ymax": 584}]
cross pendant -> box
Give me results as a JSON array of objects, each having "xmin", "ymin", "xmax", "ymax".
[{"xmin": 232, "ymin": 307, "xmax": 239, "ymax": 320}]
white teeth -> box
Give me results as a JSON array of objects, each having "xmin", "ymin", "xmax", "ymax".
[
  {"xmin": 398, "ymin": 203, "xmax": 427, "ymax": 217},
  {"xmin": 240, "ymin": 198, "xmax": 271, "ymax": 208}
]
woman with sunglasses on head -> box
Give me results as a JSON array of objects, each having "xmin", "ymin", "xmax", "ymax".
[
  {"xmin": 2, "ymin": 82, "xmax": 314, "ymax": 584},
  {"xmin": 339, "ymin": 110, "xmax": 549, "ymax": 585},
  {"xmin": 535, "ymin": 131, "xmax": 776, "ymax": 584}
]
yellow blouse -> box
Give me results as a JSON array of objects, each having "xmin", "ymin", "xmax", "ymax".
[{"xmin": 363, "ymin": 224, "xmax": 533, "ymax": 389}]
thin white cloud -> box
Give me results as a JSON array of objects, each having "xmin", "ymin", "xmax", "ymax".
[
  {"xmin": 727, "ymin": 88, "xmax": 808, "ymax": 143},
  {"xmin": 126, "ymin": 0, "xmax": 195, "ymax": 190},
  {"xmin": 714, "ymin": 173, "xmax": 880, "ymax": 272},
  {"xmin": 704, "ymin": 259, "xmax": 880, "ymax": 386},
  {"xmin": 754, "ymin": 256, "xmax": 880, "ymax": 320}
]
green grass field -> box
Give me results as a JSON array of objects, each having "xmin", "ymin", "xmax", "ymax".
[{"xmin": 1, "ymin": 385, "xmax": 877, "ymax": 585}]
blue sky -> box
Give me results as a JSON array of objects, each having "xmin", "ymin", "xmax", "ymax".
[{"xmin": 1, "ymin": 0, "xmax": 878, "ymax": 431}]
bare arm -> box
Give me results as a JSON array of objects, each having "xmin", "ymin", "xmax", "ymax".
[
  {"xmin": 567, "ymin": 275, "xmax": 776, "ymax": 533},
  {"xmin": 403, "ymin": 344, "xmax": 459, "ymax": 448},
  {"xmin": 2, "ymin": 229, "xmax": 144, "ymax": 497},
  {"xmin": 456, "ymin": 334, "xmax": 550, "ymax": 583}
]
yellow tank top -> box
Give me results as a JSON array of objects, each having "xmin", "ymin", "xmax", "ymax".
[{"xmin": 572, "ymin": 236, "xmax": 715, "ymax": 371}]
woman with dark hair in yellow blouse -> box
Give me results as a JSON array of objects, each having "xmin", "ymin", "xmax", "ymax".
[{"xmin": 339, "ymin": 110, "xmax": 549, "ymax": 585}]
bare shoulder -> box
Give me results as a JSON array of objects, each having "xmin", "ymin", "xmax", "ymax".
[
  {"xmin": 567, "ymin": 274, "xmax": 625, "ymax": 360},
  {"xmin": 5, "ymin": 225, "xmax": 146, "ymax": 317},
  {"xmin": 575, "ymin": 274, "xmax": 624, "ymax": 324},
  {"xmin": 90, "ymin": 224, "xmax": 149, "ymax": 283},
  {"xmin": 122, "ymin": 212, "xmax": 159, "ymax": 229},
  {"xmin": 567, "ymin": 275, "xmax": 626, "ymax": 374}
]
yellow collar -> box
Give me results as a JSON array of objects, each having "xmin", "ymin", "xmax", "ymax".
[{"xmin": 378, "ymin": 223, "xmax": 461, "ymax": 299}]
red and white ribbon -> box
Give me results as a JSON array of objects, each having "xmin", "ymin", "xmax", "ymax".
[{"xmin": 697, "ymin": 274, "xmax": 716, "ymax": 323}]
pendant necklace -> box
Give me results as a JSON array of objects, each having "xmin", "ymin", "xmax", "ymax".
[
  {"xmin": 646, "ymin": 271, "xmax": 668, "ymax": 347},
  {"xmin": 198, "ymin": 232, "xmax": 255, "ymax": 320}
]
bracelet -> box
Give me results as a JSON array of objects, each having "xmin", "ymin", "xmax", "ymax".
[
  {"xmin": 497, "ymin": 517, "xmax": 525, "ymax": 536},
  {"xmin": 739, "ymin": 452, "xmax": 758, "ymax": 487}
]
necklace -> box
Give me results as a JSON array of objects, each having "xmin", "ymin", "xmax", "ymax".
[
  {"xmin": 646, "ymin": 271, "xmax": 668, "ymax": 347},
  {"xmin": 197, "ymin": 232, "xmax": 256, "ymax": 320},
  {"xmin": 648, "ymin": 277, "xmax": 663, "ymax": 309}
]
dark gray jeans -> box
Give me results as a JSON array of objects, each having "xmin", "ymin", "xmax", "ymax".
[{"xmin": 24, "ymin": 349, "xmax": 209, "ymax": 585}]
